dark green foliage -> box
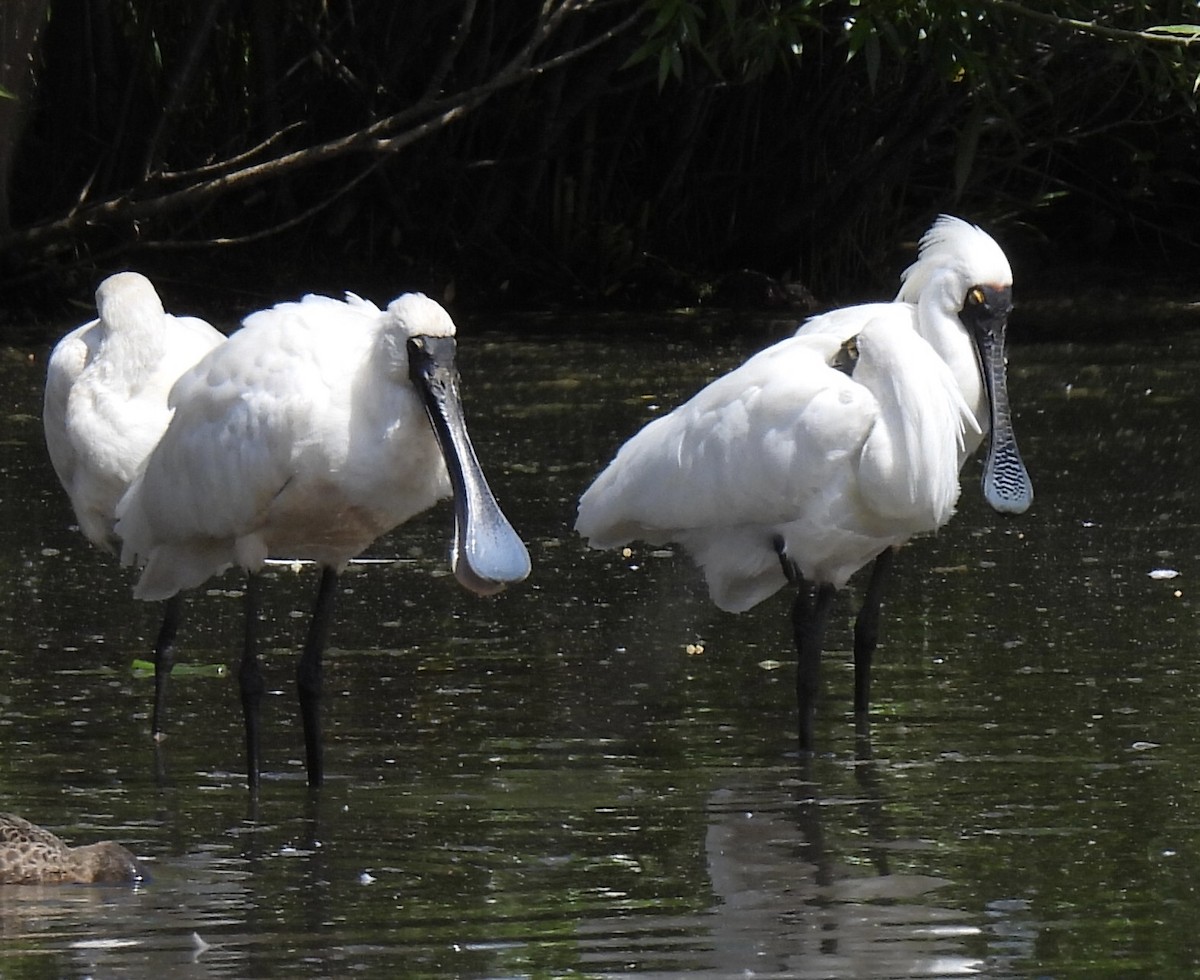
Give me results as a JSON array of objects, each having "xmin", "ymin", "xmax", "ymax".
[{"xmin": 2, "ymin": 0, "xmax": 1198, "ymax": 316}]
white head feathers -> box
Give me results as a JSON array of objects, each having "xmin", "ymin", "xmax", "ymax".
[
  {"xmin": 385, "ymin": 292, "xmax": 457, "ymax": 339},
  {"xmin": 895, "ymin": 215, "xmax": 1012, "ymax": 304}
]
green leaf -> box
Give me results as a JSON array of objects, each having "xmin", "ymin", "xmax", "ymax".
[
  {"xmin": 131, "ymin": 659, "xmax": 228, "ymax": 678},
  {"xmin": 1145, "ymin": 24, "xmax": 1200, "ymax": 39}
]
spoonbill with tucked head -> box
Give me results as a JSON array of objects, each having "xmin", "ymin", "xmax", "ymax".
[
  {"xmin": 576, "ymin": 215, "xmax": 1032, "ymax": 749},
  {"xmin": 43, "ymin": 271, "xmax": 225, "ymax": 740},
  {"xmin": 115, "ymin": 291, "xmax": 531, "ymax": 789}
]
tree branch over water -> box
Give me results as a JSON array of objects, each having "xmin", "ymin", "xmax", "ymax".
[
  {"xmin": 1, "ymin": 0, "xmax": 644, "ymax": 259},
  {"xmin": 5, "ymin": 0, "xmax": 1200, "ymax": 308}
]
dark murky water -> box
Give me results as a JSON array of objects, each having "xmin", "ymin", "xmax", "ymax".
[{"xmin": 2, "ymin": 307, "xmax": 1200, "ymax": 977}]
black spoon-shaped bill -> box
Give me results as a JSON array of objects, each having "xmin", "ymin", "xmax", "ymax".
[
  {"xmin": 407, "ymin": 335, "xmax": 532, "ymax": 593},
  {"xmin": 963, "ymin": 286, "xmax": 1034, "ymax": 515}
]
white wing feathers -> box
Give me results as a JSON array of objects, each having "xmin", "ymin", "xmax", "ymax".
[
  {"xmin": 576, "ymin": 333, "xmax": 878, "ymax": 549},
  {"xmin": 117, "ymin": 299, "xmax": 359, "ymax": 597},
  {"xmin": 576, "ymin": 316, "xmax": 978, "ymax": 613}
]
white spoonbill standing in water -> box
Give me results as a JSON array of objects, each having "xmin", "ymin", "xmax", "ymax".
[
  {"xmin": 43, "ymin": 271, "xmax": 224, "ymax": 739},
  {"xmin": 576, "ymin": 215, "xmax": 1033, "ymax": 749},
  {"xmin": 115, "ymin": 291, "xmax": 531, "ymax": 789}
]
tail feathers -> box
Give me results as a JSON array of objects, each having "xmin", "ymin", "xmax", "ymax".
[
  {"xmin": 575, "ymin": 518, "xmax": 660, "ymax": 552},
  {"xmin": 577, "ymin": 514, "xmax": 791, "ymax": 614},
  {"xmin": 128, "ymin": 541, "xmax": 234, "ymax": 602},
  {"xmin": 676, "ymin": 529, "xmax": 788, "ymax": 613}
]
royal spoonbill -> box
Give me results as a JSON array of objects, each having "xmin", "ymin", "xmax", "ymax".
[
  {"xmin": 115, "ymin": 291, "xmax": 531, "ymax": 789},
  {"xmin": 576, "ymin": 215, "xmax": 1032, "ymax": 749},
  {"xmin": 43, "ymin": 271, "xmax": 224, "ymax": 739}
]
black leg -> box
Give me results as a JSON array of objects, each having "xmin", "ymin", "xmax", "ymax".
[
  {"xmin": 151, "ymin": 593, "xmax": 184, "ymax": 741},
  {"xmin": 239, "ymin": 572, "xmax": 266, "ymax": 792},
  {"xmin": 793, "ymin": 579, "xmax": 836, "ymax": 752},
  {"xmin": 298, "ymin": 566, "xmax": 338, "ymax": 788},
  {"xmin": 774, "ymin": 534, "xmax": 799, "ymax": 584},
  {"xmin": 853, "ymin": 547, "xmax": 895, "ymax": 717}
]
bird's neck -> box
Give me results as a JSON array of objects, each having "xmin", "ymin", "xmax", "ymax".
[
  {"xmin": 98, "ymin": 320, "xmax": 167, "ymax": 382},
  {"xmin": 916, "ymin": 296, "xmax": 988, "ymax": 440}
]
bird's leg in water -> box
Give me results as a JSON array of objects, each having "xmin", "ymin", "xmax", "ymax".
[
  {"xmin": 853, "ymin": 547, "xmax": 895, "ymax": 717},
  {"xmin": 297, "ymin": 566, "xmax": 338, "ymax": 788},
  {"xmin": 774, "ymin": 534, "xmax": 800, "ymax": 584},
  {"xmin": 151, "ymin": 593, "xmax": 184, "ymax": 741},
  {"xmin": 792, "ymin": 580, "xmax": 836, "ymax": 752},
  {"xmin": 240, "ymin": 573, "xmax": 266, "ymax": 792}
]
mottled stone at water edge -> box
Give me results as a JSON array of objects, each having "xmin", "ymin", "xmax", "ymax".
[{"xmin": 0, "ymin": 813, "xmax": 144, "ymax": 885}]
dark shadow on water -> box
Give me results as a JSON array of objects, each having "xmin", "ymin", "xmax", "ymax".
[{"xmin": 575, "ymin": 741, "xmax": 986, "ymax": 977}]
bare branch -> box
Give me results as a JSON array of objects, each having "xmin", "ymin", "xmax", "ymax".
[
  {"xmin": 149, "ymin": 158, "xmax": 386, "ymax": 249},
  {"xmin": 155, "ymin": 123, "xmax": 307, "ymax": 183},
  {"xmin": 985, "ymin": 0, "xmax": 1200, "ymax": 46},
  {"xmin": 423, "ymin": 0, "xmax": 478, "ymax": 101},
  {"xmin": 0, "ymin": 0, "xmax": 645, "ymax": 255}
]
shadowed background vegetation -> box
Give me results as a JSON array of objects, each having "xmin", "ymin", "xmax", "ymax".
[{"xmin": 0, "ymin": 0, "xmax": 1198, "ymax": 333}]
